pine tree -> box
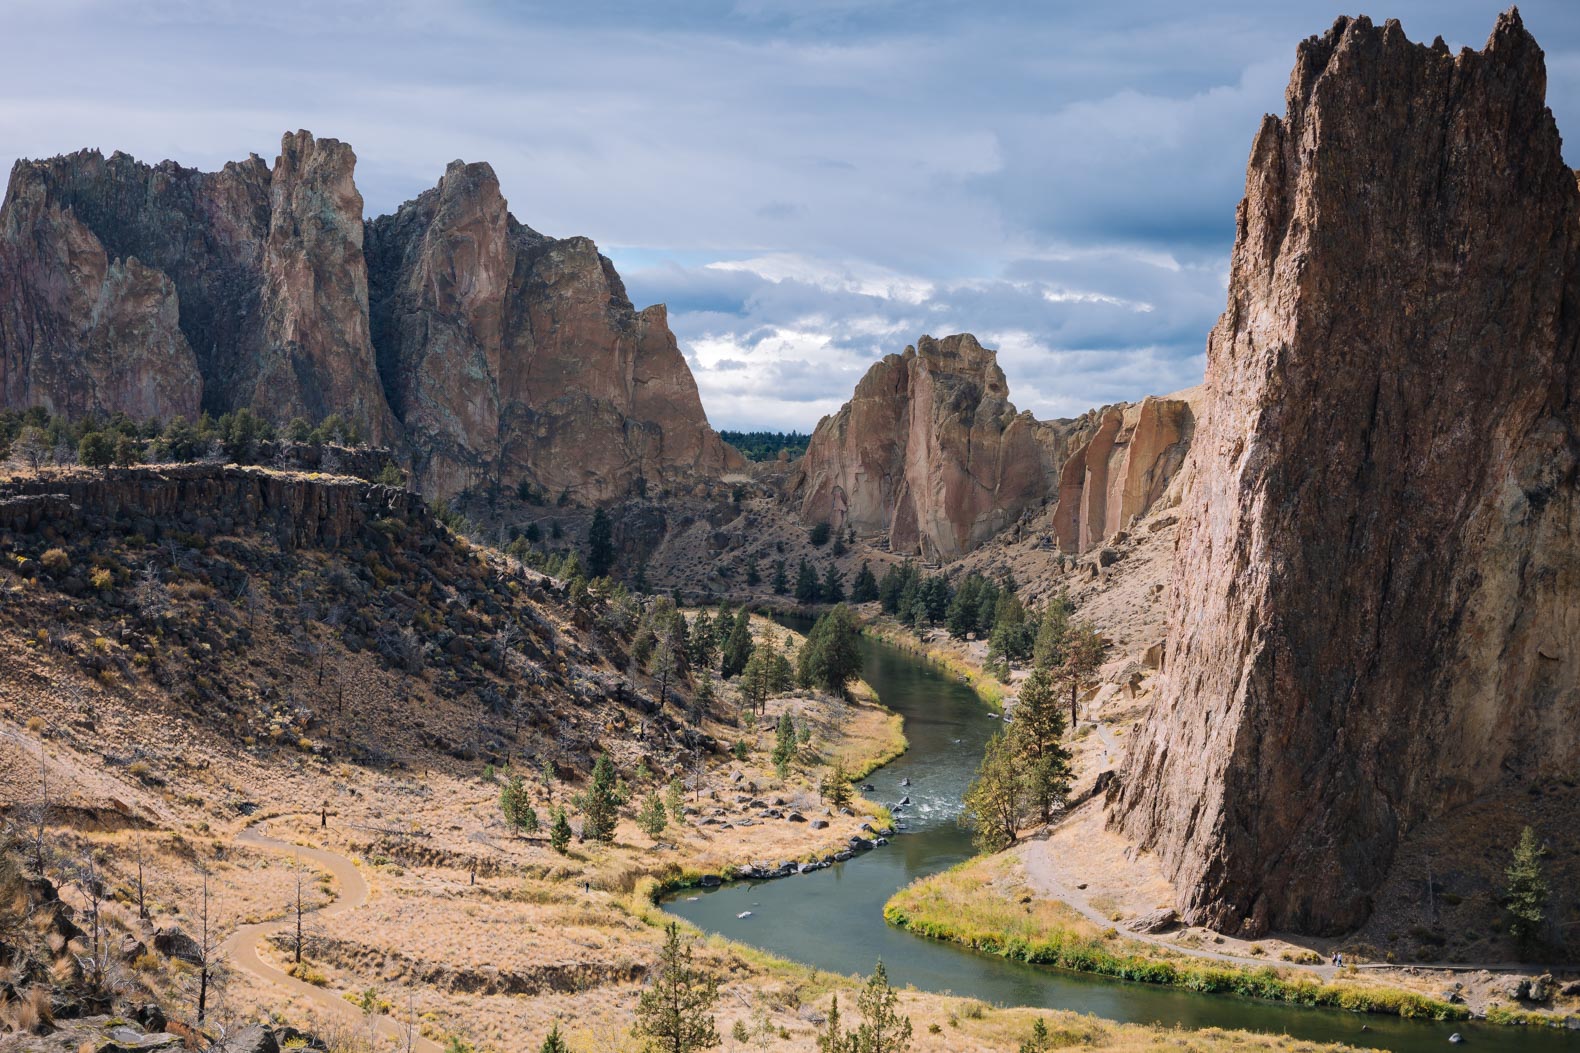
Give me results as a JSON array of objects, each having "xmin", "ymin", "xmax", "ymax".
[
  {"xmin": 1011, "ymin": 669, "xmax": 1072, "ymax": 824},
  {"xmin": 795, "ymin": 558, "xmax": 821, "ymax": 605},
  {"xmin": 772, "ymin": 713, "xmax": 797, "ymax": 775},
  {"xmin": 961, "ymin": 731, "xmax": 1026, "ymax": 853},
  {"xmin": 822, "ymin": 563, "xmax": 845, "ymax": 603},
  {"xmin": 1019, "ymin": 1018, "xmax": 1051, "ymax": 1053},
  {"xmin": 1505, "ymin": 825, "xmax": 1549, "ymax": 955},
  {"xmin": 852, "ymin": 961, "xmax": 911, "ymax": 1053},
  {"xmin": 771, "ymin": 559, "xmax": 789, "ymax": 595},
  {"xmin": 549, "ymin": 807, "xmax": 572, "ymax": 854},
  {"xmin": 1053, "ymin": 621, "xmax": 1105, "ymax": 730},
  {"xmin": 744, "ymin": 556, "xmax": 762, "ymax": 587},
  {"xmin": 817, "ymin": 994, "xmax": 852, "ymax": 1053},
  {"xmin": 587, "ymin": 508, "xmax": 615, "ymax": 578},
  {"xmin": 722, "ymin": 609, "xmax": 754, "ymax": 679},
  {"xmin": 638, "ymin": 792, "xmax": 669, "ymax": 842},
  {"xmin": 578, "ymin": 754, "xmax": 622, "ymax": 843},
  {"xmin": 539, "ymin": 1023, "xmax": 570, "ymax": 1053},
  {"xmin": 666, "ymin": 778, "xmax": 686, "ymax": 824},
  {"xmin": 821, "ymin": 758, "xmax": 852, "ymax": 811},
  {"xmin": 633, "ymin": 922, "xmax": 720, "ymax": 1053},
  {"xmin": 796, "ymin": 604, "xmax": 863, "ymax": 695},
  {"xmin": 851, "ymin": 562, "xmax": 878, "ymax": 603}
]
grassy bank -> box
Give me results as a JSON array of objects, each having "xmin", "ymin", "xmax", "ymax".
[
  {"xmin": 885, "ymin": 859, "xmax": 1470, "ymax": 1024},
  {"xmin": 861, "ymin": 619, "xmax": 1008, "ymax": 710}
]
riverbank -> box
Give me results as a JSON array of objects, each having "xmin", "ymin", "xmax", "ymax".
[
  {"xmin": 860, "ymin": 615, "xmax": 1010, "ymax": 710},
  {"xmin": 885, "ymin": 854, "xmax": 1475, "ymax": 1024}
]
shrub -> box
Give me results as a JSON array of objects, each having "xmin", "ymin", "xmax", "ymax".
[
  {"xmin": 40, "ymin": 548, "xmax": 70, "ymax": 574},
  {"xmin": 90, "ymin": 567, "xmax": 114, "ymax": 590}
]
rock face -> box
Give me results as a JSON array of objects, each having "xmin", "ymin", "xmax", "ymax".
[
  {"xmin": 366, "ymin": 160, "xmax": 740, "ymax": 499},
  {"xmin": 0, "ymin": 133, "xmax": 737, "ymax": 500},
  {"xmin": 789, "ymin": 335, "xmax": 1069, "ymax": 560},
  {"xmin": 791, "ymin": 334, "xmax": 1193, "ymax": 559},
  {"xmin": 1111, "ymin": 11, "xmax": 1580, "ymax": 937},
  {"xmin": 1050, "ymin": 393, "xmax": 1197, "ymax": 553}
]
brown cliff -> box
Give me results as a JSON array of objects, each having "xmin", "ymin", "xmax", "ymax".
[
  {"xmin": 791, "ymin": 334, "xmax": 1193, "ymax": 560},
  {"xmin": 0, "ymin": 134, "xmax": 737, "ymax": 502},
  {"xmin": 367, "ymin": 169, "xmax": 741, "ymax": 501},
  {"xmin": 1111, "ymin": 11, "xmax": 1580, "ymax": 937}
]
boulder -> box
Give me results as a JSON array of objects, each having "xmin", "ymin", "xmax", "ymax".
[{"xmin": 1126, "ymin": 908, "xmax": 1180, "ymax": 935}]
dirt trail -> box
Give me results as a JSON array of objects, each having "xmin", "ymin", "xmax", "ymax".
[{"xmin": 223, "ymin": 820, "xmax": 444, "ymax": 1053}]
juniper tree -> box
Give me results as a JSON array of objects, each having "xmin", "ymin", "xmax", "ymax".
[
  {"xmin": 852, "ymin": 961, "xmax": 911, "ymax": 1053},
  {"xmin": 1505, "ymin": 826, "xmax": 1550, "ymax": 955}
]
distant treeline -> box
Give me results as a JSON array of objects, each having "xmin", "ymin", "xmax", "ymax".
[
  {"xmin": 0, "ymin": 406, "xmax": 390, "ymax": 477},
  {"xmin": 719, "ymin": 430, "xmax": 811, "ymax": 462}
]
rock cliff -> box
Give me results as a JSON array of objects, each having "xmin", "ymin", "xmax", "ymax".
[
  {"xmin": 790, "ymin": 334, "xmax": 1193, "ymax": 560},
  {"xmin": 0, "ymin": 133, "xmax": 737, "ymax": 501},
  {"xmin": 365, "ymin": 160, "xmax": 741, "ymax": 499},
  {"xmin": 1111, "ymin": 11, "xmax": 1580, "ymax": 937}
]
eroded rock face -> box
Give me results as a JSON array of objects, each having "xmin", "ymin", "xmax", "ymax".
[
  {"xmin": 791, "ymin": 334, "xmax": 1192, "ymax": 559},
  {"xmin": 0, "ymin": 133, "xmax": 737, "ymax": 501},
  {"xmin": 0, "ymin": 134, "xmax": 397, "ymax": 441},
  {"xmin": 1050, "ymin": 393, "xmax": 1197, "ymax": 553},
  {"xmin": 365, "ymin": 161, "xmax": 741, "ymax": 500},
  {"xmin": 1111, "ymin": 11, "xmax": 1580, "ymax": 937}
]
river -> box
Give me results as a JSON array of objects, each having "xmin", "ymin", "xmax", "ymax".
[{"xmin": 663, "ymin": 624, "xmax": 1574, "ymax": 1052}]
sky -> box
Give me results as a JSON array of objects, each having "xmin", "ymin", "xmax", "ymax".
[{"xmin": 5, "ymin": 2, "xmax": 1579, "ymax": 431}]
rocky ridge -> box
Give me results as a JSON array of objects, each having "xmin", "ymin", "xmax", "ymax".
[
  {"xmin": 1110, "ymin": 10, "xmax": 1580, "ymax": 937},
  {"xmin": 790, "ymin": 334, "xmax": 1194, "ymax": 560},
  {"xmin": 0, "ymin": 134, "xmax": 739, "ymax": 502}
]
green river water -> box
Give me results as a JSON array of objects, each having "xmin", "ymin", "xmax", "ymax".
[{"xmin": 663, "ymin": 623, "xmax": 1576, "ymax": 1051}]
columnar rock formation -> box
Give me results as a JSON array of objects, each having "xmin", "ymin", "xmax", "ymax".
[
  {"xmin": 791, "ymin": 334, "xmax": 1194, "ymax": 560},
  {"xmin": 0, "ymin": 133, "xmax": 738, "ymax": 500},
  {"xmin": 1050, "ymin": 393, "xmax": 1197, "ymax": 553},
  {"xmin": 1111, "ymin": 11, "xmax": 1580, "ymax": 937}
]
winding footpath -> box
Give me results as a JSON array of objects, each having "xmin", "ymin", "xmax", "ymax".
[{"xmin": 223, "ymin": 820, "xmax": 444, "ymax": 1053}]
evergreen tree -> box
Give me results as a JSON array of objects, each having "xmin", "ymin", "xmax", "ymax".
[
  {"xmin": 578, "ymin": 754, "xmax": 622, "ymax": 843},
  {"xmin": 795, "ymin": 558, "xmax": 822, "ymax": 605},
  {"xmin": 638, "ymin": 792, "xmax": 669, "ymax": 842},
  {"xmin": 721, "ymin": 609, "xmax": 754, "ymax": 679},
  {"xmin": 1019, "ymin": 1018, "xmax": 1051, "ymax": 1053},
  {"xmin": 822, "ymin": 563, "xmax": 845, "ymax": 603},
  {"xmin": 744, "ymin": 556, "xmax": 762, "ymax": 587},
  {"xmin": 772, "ymin": 713, "xmax": 798, "ymax": 775},
  {"xmin": 1033, "ymin": 597, "xmax": 1071, "ymax": 670},
  {"xmin": 740, "ymin": 647, "xmax": 775, "ymax": 712},
  {"xmin": 877, "ymin": 562, "xmax": 913, "ymax": 614},
  {"xmin": 852, "ymin": 961, "xmax": 911, "ymax": 1053},
  {"xmin": 821, "ymin": 758, "xmax": 853, "ymax": 811},
  {"xmin": 633, "ymin": 922, "xmax": 720, "ymax": 1053},
  {"xmin": 587, "ymin": 508, "xmax": 615, "ymax": 578},
  {"xmin": 539, "ymin": 1023, "xmax": 570, "ymax": 1053},
  {"xmin": 961, "ymin": 731, "xmax": 1027, "ymax": 853},
  {"xmin": 796, "ymin": 604, "xmax": 863, "ymax": 695},
  {"xmin": 1505, "ymin": 826, "xmax": 1550, "ymax": 955},
  {"xmin": 771, "ymin": 559, "xmax": 789, "ymax": 595},
  {"xmin": 987, "ymin": 591, "xmax": 1035, "ymax": 665},
  {"xmin": 666, "ymin": 778, "xmax": 686, "ymax": 824},
  {"xmin": 549, "ymin": 807, "xmax": 572, "ymax": 854},
  {"xmin": 689, "ymin": 610, "xmax": 716, "ymax": 668},
  {"xmin": 851, "ymin": 562, "xmax": 878, "ymax": 603},
  {"xmin": 1053, "ymin": 622, "xmax": 1105, "ymax": 730},
  {"xmin": 817, "ymin": 994, "xmax": 852, "ymax": 1053},
  {"xmin": 500, "ymin": 773, "xmax": 540, "ymax": 837},
  {"xmin": 1011, "ymin": 669, "xmax": 1072, "ymax": 823}
]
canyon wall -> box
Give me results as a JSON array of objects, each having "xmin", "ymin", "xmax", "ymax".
[
  {"xmin": 791, "ymin": 334, "xmax": 1193, "ymax": 560},
  {"xmin": 0, "ymin": 133, "xmax": 738, "ymax": 501},
  {"xmin": 1111, "ymin": 11, "xmax": 1580, "ymax": 936}
]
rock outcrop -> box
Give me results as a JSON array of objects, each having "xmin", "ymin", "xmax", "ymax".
[
  {"xmin": 366, "ymin": 160, "xmax": 741, "ymax": 499},
  {"xmin": 789, "ymin": 335, "xmax": 1069, "ymax": 560},
  {"xmin": 0, "ymin": 133, "xmax": 738, "ymax": 501},
  {"xmin": 1050, "ymin": 393, "xmax": 1197, "ymax": 553},
  {"xmin": 791, "ymin": 334, "xmax": 1193, "ymax": 559},
  {"xmin": 1111, "ymin": 11, "xmax": 1580, "ymax": 937}
]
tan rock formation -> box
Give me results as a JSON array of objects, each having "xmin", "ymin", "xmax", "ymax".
[
  {"xmin": 0, "ymin": 134, "xmax": 738, "ymax": 502},
  {"xmin": 366, "ymin": 163, "xmax": 742, "ymax": 501},
  {"xmin": 789, "ymin": 334, "xmax": 1072, "ymax": 560},
  {"xmin": 1111, "ymin": 11, "xmax": 1580, "ymax": 937},
  {"xmin": 791, "ymin": 334, "xmax": 1194, "ymax": 560},
  {"xmin": 1050, "ymin": 392, "xmax": 1197, "ymax": 553}
]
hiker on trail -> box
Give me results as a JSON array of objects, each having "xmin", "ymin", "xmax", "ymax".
[{"xmin": 320, "ymin": 805, "xmax": 327, "ymax": 829}]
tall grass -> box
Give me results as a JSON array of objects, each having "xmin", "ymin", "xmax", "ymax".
[{"xmin": 885, "ymin": 866, "xmax": 1469, "ymax": 1023}]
